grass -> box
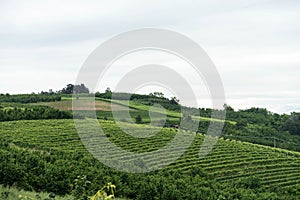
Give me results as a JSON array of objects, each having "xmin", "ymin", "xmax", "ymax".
[
  {"xmin": 34, "ymin": 99, "xmax": 128, "ymax": 111},
  {"xmin": 0, "ymin": 185, "xmax": 72, "ymax": 200},
  {"xmin": 93, "ymin": 98, "xmax": 237, "ymax": 124},
  {"xmin": 39, "ymin": 97, "xmax": 236, "ymax": 125},
  {"xmin": 0, "ymin": 185, "xmax": 128, "ymax": 200}
]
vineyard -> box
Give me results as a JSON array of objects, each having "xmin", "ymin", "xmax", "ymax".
[
  {"xmin": 1, "ymin": 93, "xmax": 300, "ymax": 199},
  {"xmin": 36, "ymin": 98, "xmax": 128, "ymax": 111},
  {"xmin": 34, "ymin": 97, "xmax": 300, "ymax": 152},
  {"xmin": 0, "ymin": 119, "xmax": 300, "ymax": 199}
]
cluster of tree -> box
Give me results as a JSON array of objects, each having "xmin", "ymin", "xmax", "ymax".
[
  {"xmin": 0, "ymin": 139, "xmax": 299, "ymax": 199},
  {"xmin": 37, "ymin": 83, "xmax": 90, "ymax": 95},
  {"xmin": 0, "ymin": 94, "xmax": 61, "ymax": 104},
  {"xmin": 216, "ymin": 109, "xmax": 300, "ymax": 151},
  {"xmin": 95, "ymin": 88, "xmax": 180, "ymax": 111},
  {"xmin": 161, "ymin": 106, "xmax": 300, "ymax": 152},
  {"xmin": 282, "ymin": 112, "xmax": 300, "ymax": 136},
  {"xmin": 59, "ymin": 84, "xmax": 89, "ymax": 94},
  {"xmin": 0, "ymin": 105, "xmax": 72, "ymax": 121},
  {"xmin": 223, "ymin": 107, "xmax": 300, "ymax": 135},
  {"xmin": 0, "ymin": 83, "xmax": 90, "ymax": 104},
  {"xmin": 172, "ymin": 104, "xmax": 283, "ymax": 126},
  {"xmin": 178, "ymin": 104, "xmax": 300, "ymax": 150},
  {"xmin": 95, "ymin": 96, "xmax": 300, "ymax": 151}
]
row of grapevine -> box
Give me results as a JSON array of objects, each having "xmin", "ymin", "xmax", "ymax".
[{"xmin": 0, "ymin": 119, "xmax": 299, "ymax": 192}]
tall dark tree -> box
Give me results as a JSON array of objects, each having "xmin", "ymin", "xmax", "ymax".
[
  {"xmin": 283, "ymin": 112, "xmax": 300, "ymax": 135},
  {"xmin": 73, "ymin": 84, "xmax": 89, "ymax": 94},
  {"xmin": 61, "ymin": 84, "xmax": 74, "ymax": 94},
  {"xmin": 105, "ymin": 87, "xmax": 112, "ymax": 94},
  {"xmin": 60, "ymin": 84, "xmax": 89, "ymax": 94},
  {"xmin": 135, "ymin": 115, "xmax": 142, "ymax": 124},
  {"xmin": 170, "ymin": 97, "xmax": 179, "ymax": 105}
]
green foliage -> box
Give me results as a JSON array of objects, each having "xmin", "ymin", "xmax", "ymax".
[
  {"xmin": 282, "ymin": 112, "xmax": 300, "ymax": 135},
  {"xmin": 72, "ymin": 175, "xmax": 91, "ymax": 200},
  {"xmin": 59, "ymin": 84, "xmax": 89, "ymax": 94},
  {"xmin": 2, "ymin": 92, "xmax": 300, "ymax": 199},
  {"xmin": 0, "ymin": 185, "xmax": 70, "ymax": 200},
  {"xmin": 235, "ymin": 176, "xmax": 262, "ymax": 189},
  {"xmin": 95, "ymin": 92, "xmax": 180, "ymax": 111},
  {"xmin": 0, "ymin": 94, "xmax": 61, "ymax": 104},
  {"xmin": 18, "ymin": 194, "xmax": 56, "ymax": 200},
  {"xmin": 90, "ymin": 182, "xmax": 116, "ymax": 200},
  {"xmin": 135, "ymin": 115, "xmax": 142, "ymax": 124},
  {"xmin": 0, "ymin": 104, "xmax": 72, "ymax": 122},
  {"xmin": 0, "ymin": 119, "xmax": 300, "ymax": 199}
]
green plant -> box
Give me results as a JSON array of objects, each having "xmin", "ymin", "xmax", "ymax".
[
  {"xmin": 135, "ymin": 115, "xmax": 142, "ymax": 124},
  {"xmin": 1, "ymin": 191, "xmax": 9, "ymax": 200},
  {"xmin": 90, "ymin": 182, "xmax": 116, "ymax": 200},
  {"xmin": 18, "ymin": 195, "xmax": 35, "ymax": 200},
  {"xmin": 72, "ymin": 175, "xmax": 91, "ymax": 200},
  {"xmin": 71, "ymin": 175, "xmax": 116, "ymax": 200},
  {"xmin": 1, "ymin": 105, "xmax": 300, "ymax": 200},
  {"xmin": 18, "ymin": 193, "xmax": 59, "ymax": 200}
]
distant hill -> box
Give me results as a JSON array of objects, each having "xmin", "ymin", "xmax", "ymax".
[{"xmin": 30, "ymin": 92, "xmax": 300, "ymax": 153}]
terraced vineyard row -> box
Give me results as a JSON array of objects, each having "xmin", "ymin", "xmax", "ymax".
[{"xmin": 0, "ymin": 119, "xmax": 299, "ymax": 190}]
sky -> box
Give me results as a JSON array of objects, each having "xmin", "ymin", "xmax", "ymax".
[{"xmin": 0, "ymin": 0, "xmax": 299, "ymax": 114}]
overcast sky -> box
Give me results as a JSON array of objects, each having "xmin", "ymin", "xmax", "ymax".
[{"xmin": 0, "ymin": 0, "xmax": 299, "ymax": 113}]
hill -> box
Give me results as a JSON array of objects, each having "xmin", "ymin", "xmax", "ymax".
[
  {"xmin": 31, "ymin": 93, "xmax": 300, "ymax": 152},
  {"xmin": 1, "ymin": 92, "xmax": 300, "ymax": 199},
  {"xmin": 0, "ymin": 119, "xmax": 300, "ymax": 199}
]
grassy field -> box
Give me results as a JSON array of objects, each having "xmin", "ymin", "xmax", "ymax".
[
  {"xmin": 0, "ymin": 185, "xmax": 129, "ymax": 200},
  {"xmin": 35, "ymin": 97, "xmax": 235, "ymax": 125},
  {"xmin": 99, "ymin": 98, "xmax": 236, "ymax": 124},
  {"xmin": 0, "ymin": 185, "xmax": 72, "ymax": 200},
  {"xmin": 35, "ymin": 98, "xmax": 128, "ymax": 111},
  {"xmin": 1, "ymin": 119, "xmax": 299, "ymax": 190}
]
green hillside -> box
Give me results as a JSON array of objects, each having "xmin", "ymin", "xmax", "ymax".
[
  {"xmin": 1, "ymin": 93, "xmax": 300, "ymax": 199},
  {"xmin": 33, "ymin": 95, "xmax": 300, "ymax": 152},
  {"xmin": 0, "ymin": 119, "xmax": 300, "ymax": 199}
]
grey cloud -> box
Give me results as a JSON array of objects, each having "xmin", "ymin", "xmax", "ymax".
[{"xmin": 0, "ymin": 0, "xmax": 299, "ymax": 113}]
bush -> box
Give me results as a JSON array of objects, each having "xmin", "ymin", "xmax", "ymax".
[{"xmin": 135, "ymin": 115, "xmax": 142, "ymax": 124}]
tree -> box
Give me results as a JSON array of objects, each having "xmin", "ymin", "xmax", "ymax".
[
  {"xmin": 49, "ymin": 89, "xmax": 54, "ymax": 94},
  {"xmin": 223, "ymin": 104, "xmax": 234, "ymax": 112},
  {"xmin": 105, "ymin": 87, "xmax": 112, "ymax": 94},
  {"xmin": 61, "ymin": 84, "xmax": 74, "ymax": 94},
  {"xmin": 150, "ymin": 92, "xmax": 164, "ymax": 98},
  {"xmin": 135, "ymin": 115, "xmax": 142, "ymax": 124},
  {"xmin": 60, "ymin": 84, "xmax": 89, "ymax": 94},
  {"xmin": 95, "ymin": 92, "xmax": 101, "ymax": 97},
  {"xmin": 236, "ymin": 119, "xmax": 247, "ymax": 128},
  {"xmin": 283, "ymin": 112, "xmax": 300, "ymax": 135},
  {"xmin": 170, "ymin": 97, "xmax": 179, "ymax": 105},
  {"xmin": 97, "ymin": 88, "xmax": 112, "ymax": 99},
  {"xmin": 73, "ymin": 84, "xmax": 89, "ymax": 94}
]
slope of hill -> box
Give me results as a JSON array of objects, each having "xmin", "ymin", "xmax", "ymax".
[
  {"xmin": 33, "ymin": 95, "xmax": 300, "ymax": 152},
  {"xmin": 1, "ymin": 93, "xmax": 300, "ymax": 199},
  {"xmin": 0, "ymin": 119, "xmax": 299, "ymax": 199}
]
